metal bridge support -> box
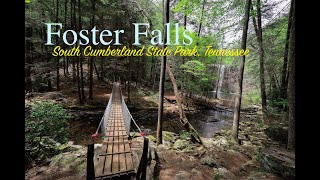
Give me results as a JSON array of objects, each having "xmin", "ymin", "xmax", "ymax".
[
  {"xmin": 136, "ymin": 137, "xmax": 149, "ymax": 180},
  {"xmin": 87, "ymin": 143, "xmax": 95, "ymax": 180}
]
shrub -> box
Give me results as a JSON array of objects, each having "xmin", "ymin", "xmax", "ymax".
[
  {"xmin": 179, "ymin": 130, "xmax": 193, "ymax": 140},
  {"xmin": 26, "ymin": 100, "xmax": 70, "ymax": 143},
  {"xmin": 270, "ymin": 98, "xmax": 288, "ymax": 109},
  {"xmin": 25, "ymin": 101, "xmax": 71, "ymax": 168}
]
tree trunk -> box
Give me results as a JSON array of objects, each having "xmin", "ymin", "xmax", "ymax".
[
  {"xmin": 100, "ymin": 16, "xmax": 104, "ymax": 81},
  {"xmin": 280, "ymin": 2, "xmax": 293, "ymax": 99},
  {"xmin": 252, "ymin": 0, "xmax": 267, "ymax": 113},
  {"xmin": 100, "ymin": 56, "xmax": 104, "ymax": 81},
  {"xmin": 25, "ymin": 25, "xmax": 33, "ymax": 92},
  {"xmin": 70, "ymin": 0, "xmax": 76, "ymax": 82},
  {"xmin": 214, "ymin": 59, "xmax": 222, "ymax": 99},
  {"xmin": 232, "ymin": 0, "xmax": 251, "ymax": 143},
  {"xmin": 63, "ymin": 0, "xmax": 68, "ymax": 77},
  {"xmin": 287, "ymin": 0, "xmax": 295, "ymax": 150},
  {"xmin": 77, "ymin": 59, "xmax": 83, "ymax": 104},
  {"xmin": 93, "ymin": 60, "xmax": 100, "ymax": 80},
  {"xmin": 166, "ymin": 63, "xmax": 202, "ymax": 144},
  {"xmin": 45, "ymin": 41, "xmax": 52, "ymax": 91},
  {"xmin": 152, "ymin": 59, "xmax": 158, "ymax": 92},
  {"xmin": 89, "ymin": 0, "xmax": 95, "ymax": 100},
  {"xmin": 76, "ymin": 0, "xmax": 83, "ymax": 104},
  {"xmin": 181, "ymin": 7, "xmax": 187, "ymax": 92},
  {"xmin": 66, "ymin": 56, "xmax": 69, "ymax": 75},
  {"xmin": 157, "ymin": 0, "xmax": 169, "ymax": 145},
  {"xmin": 127, "ymin": 56, "xmax": 131, "ymax": 104},
  {"xmin": 56, "ymin": 0, "xmax": 60, "ymax": 91},
  {"xmin": 196, "ymin": 0, "xmax": 206, "ymax": 46},
  {"xmin": 78, "ymin": 0, "xmax": 85, "ymax": 100},
  {"xmin": 269, "ymin": 70, "xmax": 278, "ymax": 99}
]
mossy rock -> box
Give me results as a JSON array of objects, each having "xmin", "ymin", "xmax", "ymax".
[
  {"xmin": 147, "ymin": 135, "xmax": 156, "ymax": 143},
  {"xmin": 162, "ymin": 131, "xmax": 177, "ymax": 142},
  {"xmin": 50, "ymin": 148, "xmax": 87, "ymax": 173},
  {"xmin": 212, "ymin": 167, "xmax": 237, "ymax": 180},
  {"xmin": 200, "ymin": 155, "xmax": 218, "ymax": 167},
  {"xmin": 58, "ymin": 143, "xmax": 79, "ymax": 153},
  {"xmin": 173, "ymin": 139, "xmax": 189, "ymax": 150}
]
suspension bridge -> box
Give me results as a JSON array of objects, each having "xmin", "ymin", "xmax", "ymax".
[{"xmin": 87, "ymin": 81, "xmax": 149, "ymax": 180}]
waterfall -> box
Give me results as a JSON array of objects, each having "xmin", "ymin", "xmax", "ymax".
[{"xmin": 217, "ymin": 65, "xmax": 225, "ymax": 98}]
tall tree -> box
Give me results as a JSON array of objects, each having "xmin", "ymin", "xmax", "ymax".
[
  {"xmin": 287, "ymin": 0, "xmax": 295, "ymax": 150},
  {"xmin": 78, "ymin": 0, "xmax": 85, "ymax": 100},
  {"xmin": 71, "ymin": 0, "xmax": 76, "ymax": 82},
  {"xmin": 56, "ymin": 0, "xmax": 60, "ymax": 90},
  {"xmin": 89, "ymin": 0, "xmax": 96, "ymax": 100},
  {"xmin": 76, "ymin": 0, "xmax": 83, "ymax": 104},
  {"xmin": 166, "ymin": 63, "xmax": 202, "ymax": 144},
  {"xmin": 214, "ymin": 36, "xmax": 224, "ymax": 99},
  {"xmin": 232, "ymin": 0, "xmax": 251, "ymax": 142},
  {"xmin": 25, "ymin": 5, "xmax": 32, "ymax": 92},
  {"xmin": 280, "ymin": 1, "xmax": 293, "ymax": 99},
  {"xmin": 196, "ymin": 0, "xmax": 206, "ymax": 46},
  {"xmin": 252, "ymin": 0, "xmax": 267, "ymax": 113},
  {"xmin": 157, "ymin": 0, "xmax": 170, "ymax": 145},
  {"xmin": 63, "ymin": 0, "xmax": 68, "ymax": 77}
]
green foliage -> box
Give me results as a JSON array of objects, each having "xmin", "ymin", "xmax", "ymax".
[
  {"xmin": 213, "ymin": 173, "xmax": 221, "ymax": 180},
  {"xmin": 32, "ymin": 73, "xmax": 49, "ymax": 92},
  {"xmin": 243, "ymin": 90, "xmax": 261, "ymax": 105},
  {"xmin": 25, "ymin": 101, "xmax": 71, "ymax": 168},
  {"xmin": 181, "ymin": 60, "xmax": 206, "ymax": 76},
  {"xmin": 134, "ymin": 89, "xmax": 146, "ymax": 97},
  {"xmin": 270, "ymin": 98, "xmax": 288, "ymax": 109},
  {"xmin": 26, "ymin": 100, "xmax": 71, "ymax": 143},
  {"xmin": 179, "ymin": 130, "xmax": 193, "ymax": 140}
]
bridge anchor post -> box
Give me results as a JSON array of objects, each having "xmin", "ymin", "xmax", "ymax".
[
  {"xmin": 136, "ymin": 137, "xmax": 149, "ymax": 180},
  {"xmin": 87, "ymin": 143, "xmax": 95, "ymax": 180}
]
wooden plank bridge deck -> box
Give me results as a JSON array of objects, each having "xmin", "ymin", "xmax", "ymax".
[{"xmin": 94, "ymin": 83, "xmax": 135, "ymax": 179}]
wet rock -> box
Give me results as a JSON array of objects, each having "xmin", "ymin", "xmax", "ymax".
[
  {"xmin": 200, "ymin": 155, "xmax": 218, "ymax": 167},
  {"xmin": 208, "ymin": 117, "xmax": 219, "ymax": 122}
]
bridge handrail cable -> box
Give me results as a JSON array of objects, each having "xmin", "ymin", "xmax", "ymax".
[
  {"xmin": 119, "ymin": 83, "xmax": 143, "ymax": 134},
  {"xmin": 93, "ymin": 82, "xmax": 115, "ymax": 138}
]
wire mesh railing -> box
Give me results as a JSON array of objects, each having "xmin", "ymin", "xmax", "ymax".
[
  {"xmin": 119, "ymin": 83, "xmax": 143, "ymax": 136},
  {"xmin": 92, "ymin": 83, "xmax": 115, "ymax": 138},
  {"xmin": 92, "ymin": 81, "xmax": 144, "ymax": 139}
]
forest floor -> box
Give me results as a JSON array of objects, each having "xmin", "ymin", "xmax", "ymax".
[{"xmin": 25, "ymin": 77, "xmax": 292, "ymax": 180}]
